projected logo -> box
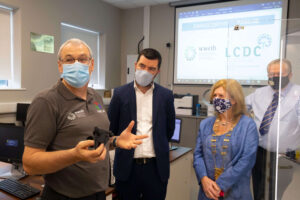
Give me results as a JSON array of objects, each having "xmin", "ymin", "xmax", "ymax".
[
  {"xmin": 184, "ymin": 46, "xmax": 197, "ymax": 61},
  {"xmin": 226, "ymin": 34, "xmax": 272, "ymax": 57},
  {"xmin": 258, "ymin": 34, "xmax": 272, "ymax": 48}
]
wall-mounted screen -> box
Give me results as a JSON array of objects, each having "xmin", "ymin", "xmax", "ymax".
[{"xmin": 174, "ymin": 0, "xmax": 288, "ymax": 85}]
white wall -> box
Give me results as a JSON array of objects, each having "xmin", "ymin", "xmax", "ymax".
[
  {"xmin": 120, "ymin": 7, "xmax": 144, "ymax": 84},
  {"xmin": 120, "ymin": 0, "xmax": 300, "ymax": 102},
  {"xmin": 0, "ymin": 0, "xmax": 121, "ymax": 104}
]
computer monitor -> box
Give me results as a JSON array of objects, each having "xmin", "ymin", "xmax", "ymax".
[
  {"xmin": 16, "ymin": 103, "xmax": 30, "ymax": 126},
  {"xmin": 170, "ymin": 118, "xmax": 182, "ymax": 144},
  {"xmin": 0, "ymin": 125, "xmax": 24, "ymax": 164}
]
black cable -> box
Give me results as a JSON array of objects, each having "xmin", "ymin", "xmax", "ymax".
[{"xmin": 137, "ymin": 36, "xmax": 145, "ymax": 54}]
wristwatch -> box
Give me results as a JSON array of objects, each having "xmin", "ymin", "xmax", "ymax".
[{"xmin": 112, "ymin": 137, "xmax": 118, "ymax": 148}]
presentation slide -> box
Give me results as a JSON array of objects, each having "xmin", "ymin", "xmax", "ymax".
[{"xmin": 174, "ymin": 0, "xmax": 287, "ymax": 85}]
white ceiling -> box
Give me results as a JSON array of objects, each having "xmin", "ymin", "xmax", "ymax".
[{"xmin": 102, "ymin": 0, "xmax": 180, "ymax": 9}]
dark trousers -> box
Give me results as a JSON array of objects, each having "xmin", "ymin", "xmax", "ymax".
[
  {"xmin": 41, "ymin": 185, "xmax": 106, "ymax": 200},
  {"xmin": 252, "ymin": 147, "xmax": 276, "ymax": 200},
  {"xmin": 115, "ymin": 158, "xmax": 168, "ymax": 200}
]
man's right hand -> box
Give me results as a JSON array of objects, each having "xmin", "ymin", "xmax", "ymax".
[
  {"xmin": 72, "ymin": 140, "xmax": 107, "ymax": 163},
  {"xmin": 23, "ymin": 141, "xmax": 107, "ymax": 175},
  {"xmin": 201, "ymin": 176, "xmax": 220, "ymax": 200}
]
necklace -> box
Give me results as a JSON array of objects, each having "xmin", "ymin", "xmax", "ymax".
[
  {"xmin": 213, "ymin": 118, "xmax": 234, "ymax": 134},
  {"xmin": 211, "ymin": 117, "xmax": 239, "ymax": 180},
  {"xmin": 211, "ymin": 132, "xmax": 232, "ymax": 180},
  {"xmin": 215, "ymin": 118, "xmax": 232, "ymax": 126}
]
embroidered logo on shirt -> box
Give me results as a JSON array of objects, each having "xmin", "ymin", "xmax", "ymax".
[
  {"xmin": 74, "ymin": 109, "xmax": 86, "ymax": 118},
  {"xmin": 67, "ymin": 109, "xmax": 87, "ymax": 121},
  {"xmin": 93, "ymin": 101, "xmax": 105, "ymax": 113},
  {"xmin": 67, "ymin": 112, "xmax": 76, "ymax": 121}
]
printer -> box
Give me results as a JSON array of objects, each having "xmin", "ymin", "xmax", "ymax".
[{"xmin": 174, "ymin": 94, "xmax": 199, "ymax": 116}]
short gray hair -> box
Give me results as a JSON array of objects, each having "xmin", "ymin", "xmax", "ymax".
[
  {"xmin": 57, "ymin": 38, "xmax": 93, "ymax": 60},
  {"xmin": 267, "ymin": 58, "xmax": 292, "ymax": 74}
]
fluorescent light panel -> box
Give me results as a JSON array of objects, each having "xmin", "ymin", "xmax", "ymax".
[{"xmin": 61, "ymin": 22, "xmax": 99, "ymax": 34}]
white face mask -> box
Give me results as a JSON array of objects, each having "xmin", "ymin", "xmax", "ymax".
[{"xmin": 135, "ymin": 69, "xmax": 154, "ymax": 87}]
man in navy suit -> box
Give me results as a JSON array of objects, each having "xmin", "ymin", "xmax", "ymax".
[{"xmin": 108, "ymin": 48, "xmax": 175, "ymax": 200}]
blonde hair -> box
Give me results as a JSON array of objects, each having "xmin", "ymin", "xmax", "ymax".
[{"xmin": 209, "ymin": 79, "xmax": 247, "ymax": 121}]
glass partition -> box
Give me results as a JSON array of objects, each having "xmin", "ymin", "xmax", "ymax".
[
  {"xmin": 223, "ymin": 18, "xmax": 300, "ymax": 200},
  {"xmin": 276, "ymin": 18, "xmax": 300, "ymax": 200},
  {"xmin": 190, "ymin": 2, "xmax": 300, "ymax": 197}
]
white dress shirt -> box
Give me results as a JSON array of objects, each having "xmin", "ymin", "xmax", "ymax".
[
  {"xmin": 246, "ymin": 83, "xmax": 300, "ymax": 152},
  {"xmin": 133, "ymin": 81, "xmax": 156, "ymax": 158}
]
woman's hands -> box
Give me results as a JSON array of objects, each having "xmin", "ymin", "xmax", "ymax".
[{"xmin": 201, "ymin": 176, "xmax": 221, "ymax": 200}]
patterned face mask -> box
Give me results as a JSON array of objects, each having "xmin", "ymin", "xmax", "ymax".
[{"xmin": 212, "ymin": 98, "xmax": 232, "ymax": 113}]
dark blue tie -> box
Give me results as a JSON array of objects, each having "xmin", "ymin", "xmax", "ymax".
[{"xmin": 259, "ymin": 92, "xmax": 279, "ymax": 136}]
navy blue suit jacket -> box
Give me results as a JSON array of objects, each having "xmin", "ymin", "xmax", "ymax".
[{"xmin": 108, "ymin": 81, "xmax": 175, "ymax": 182}]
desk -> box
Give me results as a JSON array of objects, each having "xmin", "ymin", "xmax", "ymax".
[
  {"xmin": 0, "ymin": 176, "xmax": 42, "ymax": 200},
  {"xmin": 169, "ymin": 146, "xmax": 192, "ymax": 162},
  {"xmin": 167, "ymin": 147, "xmax": 193, "ymax": 200},
  {"xmin": 0, "ymin": 147, "xmax": 192, "ymax": 200},
  {"xmin": 0, "ymin": 176, "xmax": 114, "ymax": 200}
]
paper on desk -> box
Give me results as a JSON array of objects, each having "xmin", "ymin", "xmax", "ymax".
[{"xmin": 0, "ymin": 162, "xmax": 13, "ymax": 178}]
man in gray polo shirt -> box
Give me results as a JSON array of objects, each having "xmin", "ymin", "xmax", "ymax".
[{"xmin": 22, "ymin": 38, "xmax": 147, "ymax": 200}]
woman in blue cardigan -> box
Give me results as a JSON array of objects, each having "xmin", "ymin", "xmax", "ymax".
[{"xmin": 194, "ymin": 79, "xmax": 258, "ymax": 200}]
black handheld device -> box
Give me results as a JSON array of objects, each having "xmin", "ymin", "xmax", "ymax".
[{"xmin": 87, "ymin": 127, "xmax": 112, "ymax": 149}]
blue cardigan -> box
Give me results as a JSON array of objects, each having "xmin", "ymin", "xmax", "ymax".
[{"xmin": 193, "ymin": 115, "xmax": 258, "ymax": 200}]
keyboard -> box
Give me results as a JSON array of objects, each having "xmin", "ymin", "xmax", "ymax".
[{"xmin": 0, "ymin": 178, "xmax": 40, "ymax": 199}]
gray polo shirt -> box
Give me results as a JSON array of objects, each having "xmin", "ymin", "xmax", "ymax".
[{"xmin": 24, "ymin": 80, "xmax": 110, "ymax": 198}]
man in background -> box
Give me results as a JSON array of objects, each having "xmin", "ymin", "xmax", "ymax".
[
  {"xmin": 108, "ymin": 48, "xmax": 175, "ymax": 200},
  {"xmin": 246, "ymin": 58, "xmax": 300, "ymax": 200}
]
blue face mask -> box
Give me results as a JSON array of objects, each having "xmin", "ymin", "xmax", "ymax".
[
  {"xmin": 213, "ymin": 98, "xmax": 232, "ymax": 113},
  {"xmin": 135, "ymin": 69, "xmax": 154, "ymax": 87},
  {"xmin": 61, "ymin": 62, "xmax": 90, "ymax": 88}
]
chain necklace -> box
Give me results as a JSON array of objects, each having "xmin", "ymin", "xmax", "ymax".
[
  {"xmin": 215, "ymin": 118, "xmax": 232, "ymax": 126},
  {"xmin": 211, "ymin": 117, "xmax": 238, "ymax": 180}
]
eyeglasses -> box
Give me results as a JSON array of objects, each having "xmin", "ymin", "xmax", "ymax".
[
  {"xmin": 60, "ymin": 56, "xmax": 91, "ymax": 64},
  {"xmin": 268, "ymin": 72, "xmax": 289, "ymax": 77}
]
